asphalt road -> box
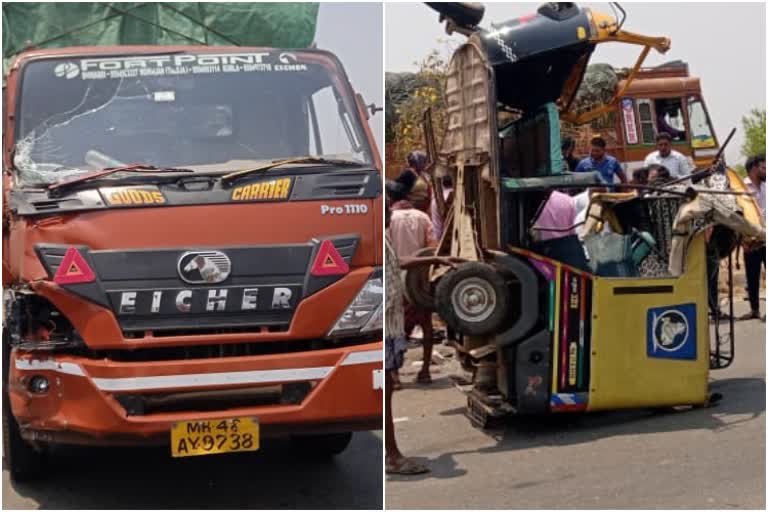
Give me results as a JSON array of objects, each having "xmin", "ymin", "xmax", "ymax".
[
  {"xmin": 3, "ymin": 431, "xmax": 382, "ymax": 509},
  {"xmin": 387, "ymin": 304, "xmax": 765, "ymax": 509}
]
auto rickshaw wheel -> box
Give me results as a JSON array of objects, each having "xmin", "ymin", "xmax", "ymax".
[
  {"xmin": 435, "ymin": 262, "xmax": 510, "ymax": 336},
  {"xmin": 404, "ymin": 247, "xmax": 437, "ymax": 311}
]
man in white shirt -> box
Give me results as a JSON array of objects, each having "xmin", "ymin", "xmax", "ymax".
[
  {"xmin": 643, "ymin": 132, "xmax": 694, "ymax": 179},
  {"xmin": 741, "ymin": 155, "xmax": 766, "ymax": 321}
]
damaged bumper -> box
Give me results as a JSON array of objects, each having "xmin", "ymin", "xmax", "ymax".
[{"xmin": 9, "ymin": 341, "xmax": 382, "ymax": 445}]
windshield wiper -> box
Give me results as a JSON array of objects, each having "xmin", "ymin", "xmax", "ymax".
[
  {"xmin": 221, "ymin": 156, "xmax": 365, "ymax": 186},
  {"xmin": 48, "ymin": 163, "xmax": 195, "ymax": 195}
]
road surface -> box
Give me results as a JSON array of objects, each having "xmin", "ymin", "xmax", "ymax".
[
  {"xmin": 3, "ymin": 431, "xmax": 382, "ymax": 509},
  {"xmin": 387, "ymin": 305, "xmax": 765, "ymax": 509}
]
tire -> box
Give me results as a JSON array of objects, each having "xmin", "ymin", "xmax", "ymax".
[
  {"xmin": 434, "ymin": 262, "xmax": 510, "ymax": 337},
  {"xmin": 290, "ymin": 432, "xmax": 353, "ymax": 458},
  {"xmin": 404, "ymin": 248, "xmax": 437, "ymax": 311},
  {"xmin": 2, "ymin": 334, "xmax": 48, "ymax": 482},
  {"xmin": 426, "ymin": 3, "xmax": 485, "ymax": 27}
]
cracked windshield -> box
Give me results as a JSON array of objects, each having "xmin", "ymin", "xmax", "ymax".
[{"xmin": 14, "ymin": 52, "xmax": 373, "ymax": 186}]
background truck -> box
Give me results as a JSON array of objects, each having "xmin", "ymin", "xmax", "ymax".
[
  {"xmin": 2, "ymin": 3, "xmax": 383, "ymax": 481},
  {"xmin": 564, "ymin": 61, "xmax": 722, "ymax": 171}
]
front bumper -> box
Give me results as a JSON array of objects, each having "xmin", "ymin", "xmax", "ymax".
[{"xmin": 9, "ymin": 341, "xmax": 382, "ymax": 444}]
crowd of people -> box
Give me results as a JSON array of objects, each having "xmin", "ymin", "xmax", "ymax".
[
  {"xmin": 560, "ymin": 134, "xmax": 765, "ymax": 322},
  {"xmin": 562, "ymin": 131, "xmax": 690, "ymax": 187},
  {"xmin": 384, "ymin": 140, "xmax": 766, "ymax": 476}
]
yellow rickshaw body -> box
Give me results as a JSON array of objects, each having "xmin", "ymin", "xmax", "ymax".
[{"xmin": 585, "ymin": 235, "xmax": 709, "ymax": 411}]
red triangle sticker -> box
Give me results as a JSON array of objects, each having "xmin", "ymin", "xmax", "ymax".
[
  {"xmin": 310, "ymin": 240, "xmax": 349, "ymax": 276},
  {"xmin": 54, "ymin": 247, "xmax": 96, "ymax": 284}
]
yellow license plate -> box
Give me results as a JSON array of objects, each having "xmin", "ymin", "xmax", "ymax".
[{"xmin": 170, "ymin": 417, "xmax": 259, "ymax": 457}]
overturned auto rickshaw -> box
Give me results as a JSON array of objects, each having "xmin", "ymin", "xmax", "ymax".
[{"xmin": 409, "ymin": 2, "xmax": 766, "ymax": 427}]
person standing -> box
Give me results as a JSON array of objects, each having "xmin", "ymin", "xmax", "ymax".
[
  {"xmin": 575, "ymin": 136, "xmax": 627, "ymax": 187},
  {"xmin": 740, "ymin": 155, "xmax": 766, "ymax": 321},
  {"xmin": 385, "ymin": 196, "xmax": 461, "ymax": 475},
  {"xmin": 386, "ymin": 179, "xmax": 438, "ymax": 384},
  {"xmin": 561, "ymin": 136, "xmax": 580, "ymax": 173},
  {"xmin": 402, "ymin": 150, "xmax": 433, "ymax": 214},
  {"xmin": 643, "ymin": 132, "xmax": 694, "ymax": 178}
]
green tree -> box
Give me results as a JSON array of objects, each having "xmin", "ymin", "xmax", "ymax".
[
  {"xmin": 386, "ymin": 46, "xmax": 449, "ymax": 165},
  {"xmin": 741, "ymin": 108, "xmax": 766, "ymax": 159}
]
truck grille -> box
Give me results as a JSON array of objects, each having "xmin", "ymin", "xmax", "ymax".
[
  {"xmin": 115, "ymin": 381, "xmax": 315, "ymax": 416},
  {"xmin": 88, "ymin": 335, "xmax": 377, "ymax": 363},
  {"xmin": 34, "ymin": 235, "xmax": 360, "ymax": 334},
  {"xmin": 123, "ymin": 325, "xmax": 290, "ymax": 339}
]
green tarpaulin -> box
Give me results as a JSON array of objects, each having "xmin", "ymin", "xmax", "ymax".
[{"xmin": 2, "ymin": 2, "xmax": 319, "ymax": 75}]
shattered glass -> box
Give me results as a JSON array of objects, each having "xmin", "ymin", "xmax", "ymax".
[{"xmin": 13, "ymin": 55, "xmax": 372, "ymax": 186}]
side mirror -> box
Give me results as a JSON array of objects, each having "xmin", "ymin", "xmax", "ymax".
[
  {"xmin": 367, "ymin": 103, "xmax": 383, "ymax": 117},
  {"xmin": 356, "ymin": 93, "xmax": 382, "ymax": 120}
]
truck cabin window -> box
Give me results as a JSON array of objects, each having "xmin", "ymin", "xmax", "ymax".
[
  {"xmin": 637, "ymin": 99, "xmax": 656, "ymax": 144},
  {"xmin": 653, "ymin": 98, "xmax": 686, "ymax": 142},
  {"xmin": 13, "ymin": 53, "xmax": 372, "ymax": 185},
  {"xmin": 687, "ymin": 96, "xmax": 716, "ymax": 149}
]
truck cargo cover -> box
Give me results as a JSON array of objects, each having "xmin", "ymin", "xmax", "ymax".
[{"xmin": 3, "ymin": 2, "xmax": 319, "ymax": 76}]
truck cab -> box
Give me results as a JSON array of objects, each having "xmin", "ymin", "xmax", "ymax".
[
  {"xmin": 2, "ymin": 46, "xmax": 383, "ymax": 480},
  {"xmin": 570, "ymin": 62, "xmax": 720, "ymax": 171}
]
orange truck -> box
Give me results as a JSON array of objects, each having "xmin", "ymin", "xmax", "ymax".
[
  {"xmin": 2, "ymin": 45, "xmax": 383, "ymax": 480},
  {"xmin": 567, "ymin": 61, "xmax": 722, "ymax": 172}
]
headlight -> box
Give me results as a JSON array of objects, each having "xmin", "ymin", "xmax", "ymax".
[{"xmin": 328, "ymin": 271, "xmax": 383, "ymax": 337}]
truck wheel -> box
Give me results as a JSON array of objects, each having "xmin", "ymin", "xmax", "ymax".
[
  {"xmin": 404, "ymin": 248, "xmax": 437, "ymax": 311},
  {"xmin": 435, "ymin": 262, "xmax": 510, "ymax": 337},
  {"xmin": 290, "ymin": 432, "xmax": 353, "ymax": 458},
  {"xmin": 2, "ymin": 336, "xmax": 48, "ymax": 482},
  {"xmin": 2, "ymin": 409, "xmax": 47, "ymax": 482}
]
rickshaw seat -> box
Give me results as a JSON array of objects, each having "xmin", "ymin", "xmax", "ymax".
[{"xmin": 610, "ymin": 195, "xmax": 683, "ymax": 262}]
